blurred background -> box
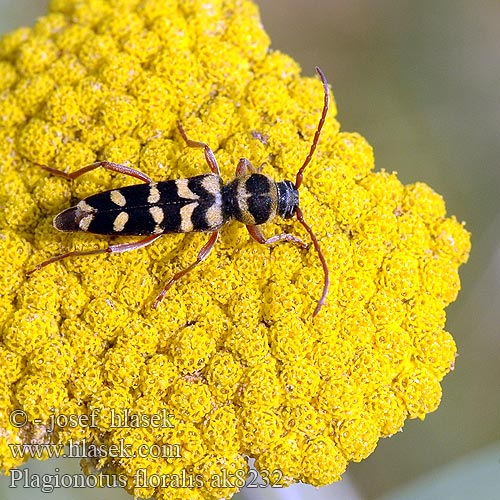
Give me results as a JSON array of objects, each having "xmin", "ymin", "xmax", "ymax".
[{"xmin": 1, "ymin": 0, "xmax": 499, "ymax": 499}]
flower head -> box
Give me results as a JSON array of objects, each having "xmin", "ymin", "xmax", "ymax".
[{"xmin": 0, "ymin": 0, "xmax": 470, "ymax": 497}]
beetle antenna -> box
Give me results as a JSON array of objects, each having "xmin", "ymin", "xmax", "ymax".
[
  {"xmin": 295, "ymin": 66, "xmax": 330, "ymax": 189},
  {"xmin": 294, "ymin": 67, "xmax": 330, "ymax": 316},
  {"xmin": 295, "ymin": 207, "xmax": 329, "ymax": 317}
]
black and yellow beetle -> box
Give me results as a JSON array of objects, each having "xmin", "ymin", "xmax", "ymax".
[{"xmin": 29, "ymin": 67, "xmax": 330, "ymax": 316}]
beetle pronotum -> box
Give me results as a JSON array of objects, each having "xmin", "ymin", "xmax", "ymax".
[{"xmin": 28, "ymin": 67, "xmax": 331, "ymax": 316}]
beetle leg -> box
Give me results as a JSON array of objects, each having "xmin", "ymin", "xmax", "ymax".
[
  {"xmin": 153, "ymin": 231, "xmax": 220, "ymax": 308},
  {"xmin": 235, "ymin": 158, "xmax": 259, "ymax": 176},
  {"xmin": 35, "ymin": 161, "xmax": 152, "ymax": 183},
  {"xmin": 246, "ymin": 224, "xmax": 307, "ymax": 249},
  {"xmin": 26, "ymin": 234, "xmax": 162, "ymax": 275},
  {"xmin": 177, "ymin": 122, "xmax": 221, "ymax": 175}
]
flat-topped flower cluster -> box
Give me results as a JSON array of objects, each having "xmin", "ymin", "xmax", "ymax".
[{"xmin": 0, "ymin": 0, "xmax": 470, "ymax": 498}]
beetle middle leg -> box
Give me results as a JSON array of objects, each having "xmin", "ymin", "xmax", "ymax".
[
  {"xmin": 153, "ymin": 230, "xmax": 220, "ymax": 308},
  {"xmin": 177, "ymin": 122, "xmax": 221, "ymax": 175}
]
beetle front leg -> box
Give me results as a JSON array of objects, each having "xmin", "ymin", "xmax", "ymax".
[
  {"xmin": 246, "ymin": 224, "xmax": 307, "ymax": 249},
  {"xmin": 236, "ymin": 157, "xmax": 270, "ymax": 176},
  {"xmin": 235, "ymin": 158, "xmax": 255, "ymax": 177}
]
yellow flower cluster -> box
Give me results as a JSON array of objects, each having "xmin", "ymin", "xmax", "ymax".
[{"xmin": 0, "ymin": 0, "xmax": 470, "ymax": 498}]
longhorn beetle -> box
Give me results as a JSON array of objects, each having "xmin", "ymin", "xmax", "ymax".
[{"xmin": 28, "ymin": 67, "xmax": 331, "ymax": 316}]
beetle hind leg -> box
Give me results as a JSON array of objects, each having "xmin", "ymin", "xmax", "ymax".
[
  {"xmin": 34, "ymin": 161, "xmax": 152, "ymax": 183},
  {"xmin": 26, "ymin": 235, "xmax": 162, "ymax": 275}
]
